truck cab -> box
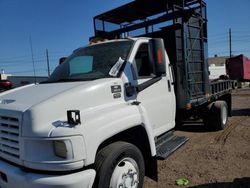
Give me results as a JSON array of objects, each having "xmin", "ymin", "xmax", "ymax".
[{"xmin": 0, "ymin": 38, "xmax": 181, "ymax": 188}]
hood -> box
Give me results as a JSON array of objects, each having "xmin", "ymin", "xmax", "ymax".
[
  {"xmin": 0, "ymin": 82, "xmax": 89, "ymax": 112},
  {"xmin": 0, "ymin": 78, "xmax": 124, "ymax": 137}
]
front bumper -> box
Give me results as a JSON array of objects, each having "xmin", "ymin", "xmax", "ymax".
[{"xmin": 0, "ymin": 160, "xmax": 96, "ymax": 188}]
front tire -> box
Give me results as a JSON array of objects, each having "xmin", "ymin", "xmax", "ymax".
[{"xmin": 94, "ymin": 141, "xmax": 145, "ymax": 188}]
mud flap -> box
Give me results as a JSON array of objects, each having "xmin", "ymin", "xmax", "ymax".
[{"xmin": 145, "ymin": 156, "xmax": 158, "ymax": 182}]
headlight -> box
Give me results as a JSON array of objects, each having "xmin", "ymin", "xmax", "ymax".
[
  {"xmin": 53, "ymin": 140, "xmax": 68, "ymax": 159},
  {"xmin": 23, "ymin": 136, "xmax": 85, "ymax": 162},
  {"xmin": 22, "ymin": 136, "xmax": 86, "ymax": 171}
]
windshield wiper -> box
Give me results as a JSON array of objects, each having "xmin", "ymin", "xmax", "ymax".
[
  {"xmin": 40, "ymin": 78, "xmax": 85, "ymax": 84},
  {"xmin": 56, "ymin": 78, "xmax": 85, "ymax": 82}
]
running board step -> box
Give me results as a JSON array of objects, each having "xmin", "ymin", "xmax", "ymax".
[{"xmin": 156, "ymin": 131, "xmax": 189, "ymax": 160}]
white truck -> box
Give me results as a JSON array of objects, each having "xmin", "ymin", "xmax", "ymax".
[
  {"xmin": 0, "ymin": 37, "xmax": 181, "ymax": 188},
  {"xmin": 0, "ymin": 0, "xmax": 232, "ymax": 188}
]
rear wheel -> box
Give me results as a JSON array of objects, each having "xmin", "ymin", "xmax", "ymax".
[
  {"xmin": 203, "ymin": 101, "xmax": 228, "ymax": 130},
  {"xmin": 94, "ymin": 141, "xmax": 145, "ymax": 188}
]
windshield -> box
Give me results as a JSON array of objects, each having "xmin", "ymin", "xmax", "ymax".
[{"xmin": 46, "ymin": 41, "xmax": 133, "ymax": 83}]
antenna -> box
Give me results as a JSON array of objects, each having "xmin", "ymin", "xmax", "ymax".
[{"xmin": 29, "ymin": 35, "xmax": 37, "ymax": 83}]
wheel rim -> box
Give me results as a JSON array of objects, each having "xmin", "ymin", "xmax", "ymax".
[
  {"xmin": 109, "ymin": 157, "xmax": 139, "ymax": 188},
  {"xmin": 222, "ymin": 105, "xmax": 227, "ymax": 125}
]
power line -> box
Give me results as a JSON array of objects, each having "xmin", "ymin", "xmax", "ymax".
[
  {"xmin": 0, "ymin": 57, "xmax": 47, "ymax": 64},
  {"xmin": 208, "ymin": 32, "xmax": 228, "ymax": 37},
  {"xmin": 233, "ymin": 30, "xmax": 250, "ymax": 34},
  {"xmin": 0, "ymin": 51, "xmax": 70, "ymax": 62},
  {"xmin": 8, "ymin": 68, "xmax": 46, "ymax": 74},
  {"xmin": 209, "ymin": 39, "xmax": 250, "ymax": 46}
]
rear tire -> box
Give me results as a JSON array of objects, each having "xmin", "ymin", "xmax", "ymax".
[
  {"xmin": 93, "ymin": 141, "xmax": 145, "ymax": 188},
  {"xmin": 203, "ymin": 101, "xmax": 228, "ymax": 130}
]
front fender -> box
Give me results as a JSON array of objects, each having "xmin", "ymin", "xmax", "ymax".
[{"xmin": 82, "ymin": 102, "xmax": 156, "ymax": 165}]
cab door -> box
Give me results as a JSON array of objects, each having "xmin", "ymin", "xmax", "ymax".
[{"xmin": 130, "ymin": 41, "xmax": 175, "ymax": 137}]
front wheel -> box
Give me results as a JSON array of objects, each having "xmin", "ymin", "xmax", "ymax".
[{"xmin": 94, "ymin": 141, "xmax": 145, "ymax": 188}]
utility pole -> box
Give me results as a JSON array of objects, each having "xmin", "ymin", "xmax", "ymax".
[
  {"xmin": 29, "ymin": 36, "xmax": 37, "ymax": 83},
  {"xmin": 229, "ymin": 28, "xmax": 232, "ymax": 57},
  {"xmin": 46, "ymin": 49, "xmax": 51, "ymax": 77}
]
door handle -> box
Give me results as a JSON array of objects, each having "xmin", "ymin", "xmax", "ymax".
[{"xmin": 167, "ymin": 80, "xmax": 171, "ymax": 92}]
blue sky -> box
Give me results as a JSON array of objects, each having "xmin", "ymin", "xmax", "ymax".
[{"xmin": 0, "ymin": 0, "xmax": 249, "ymax": 76}]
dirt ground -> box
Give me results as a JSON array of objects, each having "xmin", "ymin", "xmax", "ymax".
[{"xmin": 144, "ymin": 88, "xmax": 250, "ymax": 188}]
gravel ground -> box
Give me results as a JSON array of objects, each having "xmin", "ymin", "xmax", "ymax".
[{"xmin": 144, "ymin": 88, "xmax": 250, "ymax": 188}]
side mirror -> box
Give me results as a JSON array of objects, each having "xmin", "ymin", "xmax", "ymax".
[
  {"xmin": 109, "ymin": 57, "xmax": 125, "ymax": 77},
  {"xmin": 148, "ymin": 38, "xmax": 166, "ymax": 76},
  {"xmin": 59, "ymin": 57, "xmax": 67, "ymax": 65}
]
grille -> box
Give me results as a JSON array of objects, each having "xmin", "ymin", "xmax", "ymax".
[{"xmin": 0, "ymin": 116, "xmax": 20, "ymax": 159}]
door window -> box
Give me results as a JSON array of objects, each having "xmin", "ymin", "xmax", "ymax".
[{"xmin": 134, "ymin": 44, "xmax": 153, "ymax": 78}]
